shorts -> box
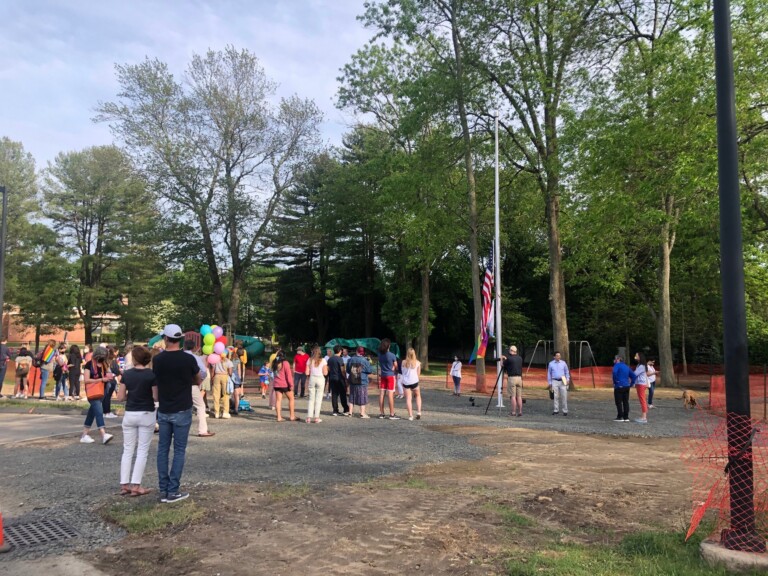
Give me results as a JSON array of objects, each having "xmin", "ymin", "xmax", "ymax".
[
  {"xmin": 507, "ymin": 376, "xmax": 523, "ymax": 399},
  {"xmin": 403, "ymin": 382, "xmax": 419, "ymax": 390},
  {"xmin": 379, "ymin": 375, "xmax": 396, "ymax": 391}
]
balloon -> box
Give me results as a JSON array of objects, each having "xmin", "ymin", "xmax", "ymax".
[
  {"xmin": 207, "ymin": 353, "xmax": 221, "ymax": 365},
  {"xmin": 212, "ymin": 326, "xmax": 224, "ymax": 338},
  {"xmin": 213, "ymin": 342, "xmax": 226, "ymax": 355},
  {"xmin": 211, "ymin": 325, "xmax": 218, "ymax": 331},
  {"xmin": 200, "ymin": 324, "xmax": 212, "ymax": 336},
  {"xmin": 216, "ymin": 336, "xmax": 227, "ymax": 345},
  {"xmin": 203, "ymin": 333, "xmax": 215, "ymax": 345},
  {"xmin": 202, "ymin": 344, "xmax": 213, "ymax": 355}
]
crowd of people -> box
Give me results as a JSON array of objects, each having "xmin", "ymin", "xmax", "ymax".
[{"xmin": 0, "ymin": 330, "xmax": 666, "ymax": 503}]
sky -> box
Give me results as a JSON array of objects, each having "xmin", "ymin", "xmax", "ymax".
[{"xmin": 0, "ymin": 0, "xmax": 372, "ymax": 168}]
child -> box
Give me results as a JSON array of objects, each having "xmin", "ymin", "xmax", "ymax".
[{"xmin": 258, "ymin": 361, "xmax": 271, "ymax": 400}]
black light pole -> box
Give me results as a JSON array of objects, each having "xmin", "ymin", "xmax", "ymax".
[
  {"xmin": 0, "ymin": 185, "xmax": 7, "ymax": 340},
  {"xmin": 713, "ymin": 0, "xmax": 766, "ymax": 553}
]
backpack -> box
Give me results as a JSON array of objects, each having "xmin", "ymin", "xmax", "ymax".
[{"xmin": 349, "ymin": 361, "xmax": 363, "ymax": 385}]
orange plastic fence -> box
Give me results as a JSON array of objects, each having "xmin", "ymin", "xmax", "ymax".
[{"xmin": 709, "ymin": 374, "xmax": 768, "ymax": 421}]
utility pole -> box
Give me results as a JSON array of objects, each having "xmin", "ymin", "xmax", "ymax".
[{"xmin": 713, "ymin": 0, "xmax": 765, "ymax": 553}]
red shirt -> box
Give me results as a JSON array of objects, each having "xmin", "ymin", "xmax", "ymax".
[{"xmin": 293, "ymin": 352, "xmax": 309, "ymax": 373}]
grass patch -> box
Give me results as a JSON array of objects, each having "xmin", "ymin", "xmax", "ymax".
[
  {"xmin": 102, "ymin": 499, "xmax": 204, "ymax": 534},
  {"xmin": 504, "ymin": 530, "xmax": 764, "ymax": 576},
  {"xmin": 484, "ymin": 502, "xmax": 535, "ymax": 530},
  {"xmin": 0, "ymin": 398, "xmax": 85, "ymax": 412},
  {"xmin": 268, "ymin": 483, "xmax": 311, "ymax": 501}
]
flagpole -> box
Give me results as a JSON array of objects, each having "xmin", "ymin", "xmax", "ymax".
[{"xmin": 494, "ymin": 111, "xmax": 503, "ymax": 411}]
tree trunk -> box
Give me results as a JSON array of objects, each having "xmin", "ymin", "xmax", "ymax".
[
  {"xmin": 681, "ymin": 298, "xmax": 688, "ymax": 376},
  {"xmin": 199, "ymin": 212, "xmax": 225, "ymax": 325},
  {"xmin": 449, "ymin": 9, "xmax": 483, "ymax": 379},
  {"xmin": 228, "ymin": 276, "xmax": 242, "ymax": 334},
  {"xmin": 419, "ymin": 261, "xmax": 430, "ymax": 370},
  {"xmin": 364, "ymin": 232, "xmax": 375, "ymax": 336},
  {"xmin": 547, "ymin": 184, "xmax": 571, "ymax": 370},
  {"xmin": 657, "ymin": 226, "xmax": 675, "ymax": 388}
]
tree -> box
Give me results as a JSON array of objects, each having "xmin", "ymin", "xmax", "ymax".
[
  {"xmin": 42, "ymin": 146, "xmax": 157, "ymax": 344},
  {"xmin": 96, "ymin": 46, "xmax": 322, "ymax": 332},
  {"xmin": 0, "ymin": 137, "xmax": 40, "ymax": 328},
  {"xmin": 14, "ymin": 225, "xmax": 77, "ymax": 351}
]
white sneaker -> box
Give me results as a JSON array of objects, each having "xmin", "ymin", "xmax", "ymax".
[
  {"xmin": 55, "ymin": 396, "xmax": 62, "ymax": 401},
  {"xmin": 102, "ymin": 433, "xmax": 114, "ymax": 445},
  {"xmin": 105, "ymin": 413, "xmax": 118, "ymax": 419},
  {"xmin": 80, "ymin": 435, "xmax": 95, "ymax": 444},
  {"xmin": 222, "ymin": 413, "xmax": 231, "ymax": 419}
]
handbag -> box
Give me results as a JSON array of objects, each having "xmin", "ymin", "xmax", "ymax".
[
  {"xmin": 85, "ymin": 380, "xmax": 105, "ymax": 401},
  {"xmin": 548, "ymin": 387, "xmax": 555, "ymax": 400},
  {"xmin": 226, "ymin": 376, "xmax": 235, "ymax": 395}
]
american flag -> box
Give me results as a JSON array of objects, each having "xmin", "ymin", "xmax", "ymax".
[{"xmin": 470, "ymin": 244, "xmax": 495, "ymax": 362}]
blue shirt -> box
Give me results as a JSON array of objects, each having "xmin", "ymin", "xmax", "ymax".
[
  {"xmin": 547, "ymin": 359, "xmax": 570, "ymax": 386},
  {"xmin": 378, "ymin": 351, "xmax": 397, "ymax": 377},
  {"xmin": 612, "ymin": 361, "xmax": 637, "ymax": 388},
  {"xmin": 634, "ymin": 364, "xmax": 648, "ymax": 385},
  {"xmin": 346, "ymin": 355, "xmax": 372, "ymax": 385}
]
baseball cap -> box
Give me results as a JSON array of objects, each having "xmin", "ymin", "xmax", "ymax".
[
  {"xmin": 509, "ymin": 345, "xmax": 517, "ymax": 352},
  {"xmin": 162, "ymin": 324, "xmax": 184, "ymax": 339}
]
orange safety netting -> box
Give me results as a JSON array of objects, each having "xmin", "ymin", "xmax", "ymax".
[{"xmin": 682, "ymin": 406, "xmax": 768, "ymax": 548}]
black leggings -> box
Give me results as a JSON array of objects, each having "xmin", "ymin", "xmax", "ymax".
[
  {"xmin": 102, "ymin": 381, "xmax": 116, "ymax": 414},
  {"xmin": 69, "ymin": 371, "xmax": 81, "ymax": 397},
  {"xmin": 614, "ymin": 387, "xmax": 630, "ymax": 420}
]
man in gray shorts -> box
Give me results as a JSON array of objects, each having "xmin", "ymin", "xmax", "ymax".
[{"xmin": 501, "ymin": 346, "xmax": 523, "ymax": 417}]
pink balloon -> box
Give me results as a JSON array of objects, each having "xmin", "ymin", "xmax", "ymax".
[
  {"xmin": 207, "ymin": 353, "xmax": 221, "ymax": 365},
  {"xmin": 212, "ymin": 326, "xmax": 224, "ymax": 338},
  {"xmin": 213, "ymin": 342, "xmax": 226, "ymax": 355}
]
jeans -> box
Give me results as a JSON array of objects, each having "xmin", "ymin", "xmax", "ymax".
[
  {"xmin": 330, "ymin": 378, "xmax": 349, "ymax": 414},
  {"xmin": 157, "ymin": 408, "xmax": 192, "ymax": 495},
  {"xmin": 55, "ymin": 373, "xmax": 69, "ymax": 398},
  {"xmin": 121, "ymin": 411, "xmax": 156, "ymax": 485},
  {"xmin": 39, "ymin": 368, "xmax": 51, "ymax": 398},
  {"xmin": 648, "ymin": 382, "xmax": 655, "ymax": 405},
  {"xmin": 84, "ymin": 398, "xmax": 105, "ymax": 429},
  {"xmin": 452, "ymin": 375, "xmax": 461, "ymax": 394},
  {"xmin": 69, "ymin": 371, "xmax": 81, "ymax": 398},
  {"xmin": 294, "ymin": 372, "xmax": 307, "ymax": 397},
  {"xmin": 614, "ymin": 387, "xmax": 630, "ymax": 420},
  {"xmin": 0, "ymin": 364, "xmax": 7, "ymax": 394}
]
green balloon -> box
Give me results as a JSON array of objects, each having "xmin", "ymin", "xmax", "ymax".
[
  {"xmin": 203, "ymin": 333, "xmax": 215, "ymax": 345},
  {"xmin": 202, "ymin": 344, "xmax": 213, "ymax": 355}
]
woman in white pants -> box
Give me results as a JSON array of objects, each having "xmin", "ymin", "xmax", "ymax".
[
  {"xmin": 305, "ymin": 346, "xmax": 327, "ymax": 423},
  {"xmin": 116, "ymin": 346, "xmax": 158, "ymax": 497}
]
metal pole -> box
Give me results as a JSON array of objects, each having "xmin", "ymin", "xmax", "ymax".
[
  {"xmin": 714, "ymin": 0, "xmax": 765, "ymax": 552},
  {"xmin": 494, "ymin": 111, "xmax": 503, "ymax": 411},
  {"xmin": 0, "ymin": 186, "xmax": 7, "ymax": 340}
]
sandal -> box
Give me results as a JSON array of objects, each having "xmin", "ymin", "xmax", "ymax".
[
  {"xmin": 120, "ymin": 485, "xmax": 132, "ymax": 496},
  {"xmin": 130, "ymin": 486, "xmax": 152, "ymax": 497},
  {"xmin": 313, "ymin": 419, "xmax": 322, "ymax": 423},
  {"xmin": 289, "ymin": 417, "xmax": 300, "ymax": 422},
  {"xmin": 306, "ymin": 418, "xmax": 311, "ymax": 423}
]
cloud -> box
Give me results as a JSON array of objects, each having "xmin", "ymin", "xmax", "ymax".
[{"xmin": 0, "ymin": 0, "xmax": 372, "ymax": 166}]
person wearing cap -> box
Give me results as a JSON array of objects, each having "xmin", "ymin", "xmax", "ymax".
[
  {"xmin": 184, "ymin": 339, "xmax": 214, "ymax": 437},
  {"xmin": 547, "ymin": 351, "xmax": 570, "ymax": 416},
  {"xmin": 152, "ymin": 324, "xmax": 201, "ymax": 503},
  {"xmin": 80, "ymin": 347, "xmax": 116, "ymax": 445},
  {"xmin": 346, "ymin": 346, "xmax": 372, "ymax": 418},
  {"xmin": 500, "ymin": 346, "xmax": 524, "ymax": 417},
  {"xmin": 612, "ymin": 354, "xmax": 637, "ymax": 422},
  {"xmin": 292, "ymin": 346, "xmax": 310, "ymax": 398}
]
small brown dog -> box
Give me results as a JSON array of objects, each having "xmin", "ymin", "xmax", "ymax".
[{"xmin": 681, "ymin": 390, "xmax": 698, "ymax": 409}]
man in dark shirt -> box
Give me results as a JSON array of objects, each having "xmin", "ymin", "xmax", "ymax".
[
  {"xmin": 152, "ymin": 324, "xmax": 200, "ymax": 503},
  {"xmin": 327, "ymin": 345, "xmax": 350, "ymax": 416},
  {"xmin": 501, "ymin": 345, "xmax": 524, "ymax": 417},
  {"xmin": 0, "ymin": 338, "xmax": 10, "ymax": 398}
]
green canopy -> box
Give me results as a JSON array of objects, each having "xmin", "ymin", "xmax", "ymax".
[{"xmin": 323, "ymin": 338, "xmax": 400, "ymax": 358}]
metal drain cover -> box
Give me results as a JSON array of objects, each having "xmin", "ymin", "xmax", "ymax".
[{"xmin": 3, "ymin": 518, "xmax": 80, "ymax": 549}]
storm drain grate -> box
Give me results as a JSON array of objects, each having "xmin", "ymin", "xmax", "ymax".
[{"xmin": 3, "ymin": 518, "xmax": 80, "ymax": 549}]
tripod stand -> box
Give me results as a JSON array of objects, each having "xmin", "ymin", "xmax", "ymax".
[{"xmin": 484, "ymin": 368, "xmax": 506, "ymax": 416}]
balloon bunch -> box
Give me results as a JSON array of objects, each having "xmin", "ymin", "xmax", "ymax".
[{"xmin": 200, "ymin": 324, "xmax": 227, "ymax": 364}]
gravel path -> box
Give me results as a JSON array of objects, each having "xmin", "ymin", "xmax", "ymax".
[{"xmin": 0, "ymin": 387, "xmax": 695, "ymax": 561}]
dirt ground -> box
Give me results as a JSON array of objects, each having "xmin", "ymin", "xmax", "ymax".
[{"xmin": 85, "ymin": 425, "xmax": 691, "ymax": 576}]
